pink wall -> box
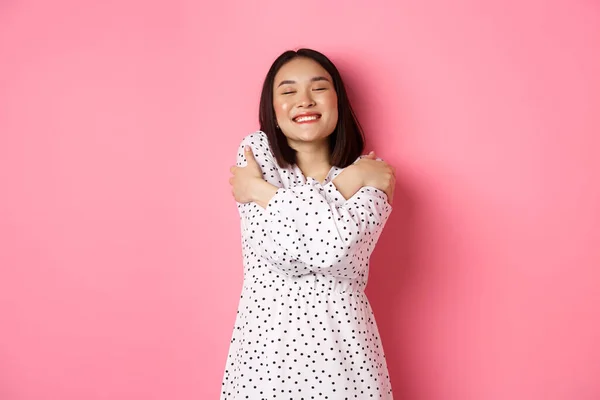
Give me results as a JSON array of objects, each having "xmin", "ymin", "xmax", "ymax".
[{"xmin": 1, "ymin": 0, "xmax": 599, "ymax": 399}]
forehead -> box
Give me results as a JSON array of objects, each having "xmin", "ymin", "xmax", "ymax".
[{"xmin": 274, "ymin": 57, "xmax": 332, "ymax": 82}]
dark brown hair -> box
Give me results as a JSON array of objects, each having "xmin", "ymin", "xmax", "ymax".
[{"xmin": 259, "ymin": 48, "xmax": 365, "ymax": 168}]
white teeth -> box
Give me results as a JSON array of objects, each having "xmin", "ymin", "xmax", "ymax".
[{"xmin": 295, "ymin": 115, "xmax": 319, "ymax": 123}]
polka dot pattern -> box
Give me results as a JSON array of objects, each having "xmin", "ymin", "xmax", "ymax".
[{"xmin": 221, "ymin": 131, "xmax": 394, "ymax": 399}]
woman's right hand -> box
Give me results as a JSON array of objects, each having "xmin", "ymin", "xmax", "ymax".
[
  {"xmin": 229, "ymin": 145, "xmax": 277, "ymax": 206},
  {"xmin": 353, "ymin": 152, "xmax": 396, "ymax": 204}
]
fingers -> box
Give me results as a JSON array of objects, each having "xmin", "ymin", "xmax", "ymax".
[
  {"xmin": 244, "ymin": 145, "xmax": 256, "ymax": 163},
  {"xmin": 230, "ymin": 165, "xmax": 237, "ymax": 173},
  {"xmin": 386, "ymin": 176, "xmax": 395, "ymax": 205}
]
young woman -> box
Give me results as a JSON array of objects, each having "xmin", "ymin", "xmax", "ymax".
[{"xmin": 223, "ymin": 48, "xmax": 396, "ymax": 399}]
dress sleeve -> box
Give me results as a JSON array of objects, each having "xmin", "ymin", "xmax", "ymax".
[{"xmin": 236, "ymin": 132, "xmax": 392, "ymax": 278}]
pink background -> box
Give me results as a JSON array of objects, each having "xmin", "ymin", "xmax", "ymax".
[{"xmin": 1, "ymin": 0, "xmax": 599, "ymax": 399}]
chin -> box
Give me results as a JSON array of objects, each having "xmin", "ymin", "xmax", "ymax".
[
  {"xmin": 294, "ymin": 131, "xmax": 330, "ymax": 143},
  {"xmin": 290, "ymin": 126, "xmax": 334, "ymax": 141}
]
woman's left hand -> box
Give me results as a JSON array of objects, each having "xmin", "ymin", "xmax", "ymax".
[{"xmin": 229, "ymin": 145, "xmax": 265, "ymax": 203}]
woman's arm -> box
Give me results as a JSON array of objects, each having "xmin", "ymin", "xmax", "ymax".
[
  {"xmin": 233, "ymin": 132, "xmax": 393, "ymax": 279},
  {"xmin": 258, "ymin": 183, "xmax": 391, "ymax": 278},
  {"xmin": 250, "ymin": 163, "xmax": 366, "ymax": 208}
]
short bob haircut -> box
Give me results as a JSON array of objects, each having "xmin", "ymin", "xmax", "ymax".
[{"xmin": 259, "ymin": 48, "xmax": 365, "ymax": 169}]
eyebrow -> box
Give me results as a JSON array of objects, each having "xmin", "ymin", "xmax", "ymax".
[{"xmin": 276, "ymin": 76, "xmax": 331, "ymax": 88}]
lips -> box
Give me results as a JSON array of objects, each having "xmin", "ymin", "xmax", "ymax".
[{"xmin": 292, "ymin": 113, "xmax": 321, "ymax": 123}]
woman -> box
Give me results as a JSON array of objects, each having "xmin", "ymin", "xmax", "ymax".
[{"xmin": 223, "ymin": 48, "xmax": 396, "ymax": 399}]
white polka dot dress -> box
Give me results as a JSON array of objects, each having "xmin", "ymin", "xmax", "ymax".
[{"xmin": 221, "ymin": 131, "xmax": 394, "ymax": 399}]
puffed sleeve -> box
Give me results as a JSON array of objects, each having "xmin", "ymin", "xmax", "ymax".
[{"xmin": 236, "ymin": 132, "xmax": 392, "ymax": 278}]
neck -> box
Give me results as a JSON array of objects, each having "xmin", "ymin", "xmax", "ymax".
[{"xmin": 290, "ymin": 139, "xmax": 331, "ymax": 180}]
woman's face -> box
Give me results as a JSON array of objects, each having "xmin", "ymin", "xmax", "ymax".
[{"xmin": 272, "ymin": 57, "xmax": 338, "ymax": 148}]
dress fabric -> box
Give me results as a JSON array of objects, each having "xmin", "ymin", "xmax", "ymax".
[{"xmin": 221, "ymin": 131, "xmax": 394, "ymax": 399}]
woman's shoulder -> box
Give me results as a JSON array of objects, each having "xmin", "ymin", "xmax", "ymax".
[
  {"xmin": 239, "ymin": 130, "xmax": 269, "ymax": 147},
  {"xmin": 237, "ymin": 130, "xmax": 276, "ymax": 164}
]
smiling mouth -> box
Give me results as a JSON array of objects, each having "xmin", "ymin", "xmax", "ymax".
[{"xmin": 293, "ymin": 114, "xmax": 321, "ymax": 123}]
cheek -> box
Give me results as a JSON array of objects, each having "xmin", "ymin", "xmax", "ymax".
[
  {"xmin": 323, "ymin": 92, "xmax": 338, "ymax": 110},
  {"xmin": 273, "ymin": 100, "xmax": 291, "ymax": 118},
  {"xmin": 324, "ymin": 94, "xmax": 338, "ymax": 121}
]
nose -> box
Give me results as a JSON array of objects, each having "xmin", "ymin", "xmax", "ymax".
[{"xmin": 297, "ymin": 90, "xmax": 315, "ymax": 108}]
